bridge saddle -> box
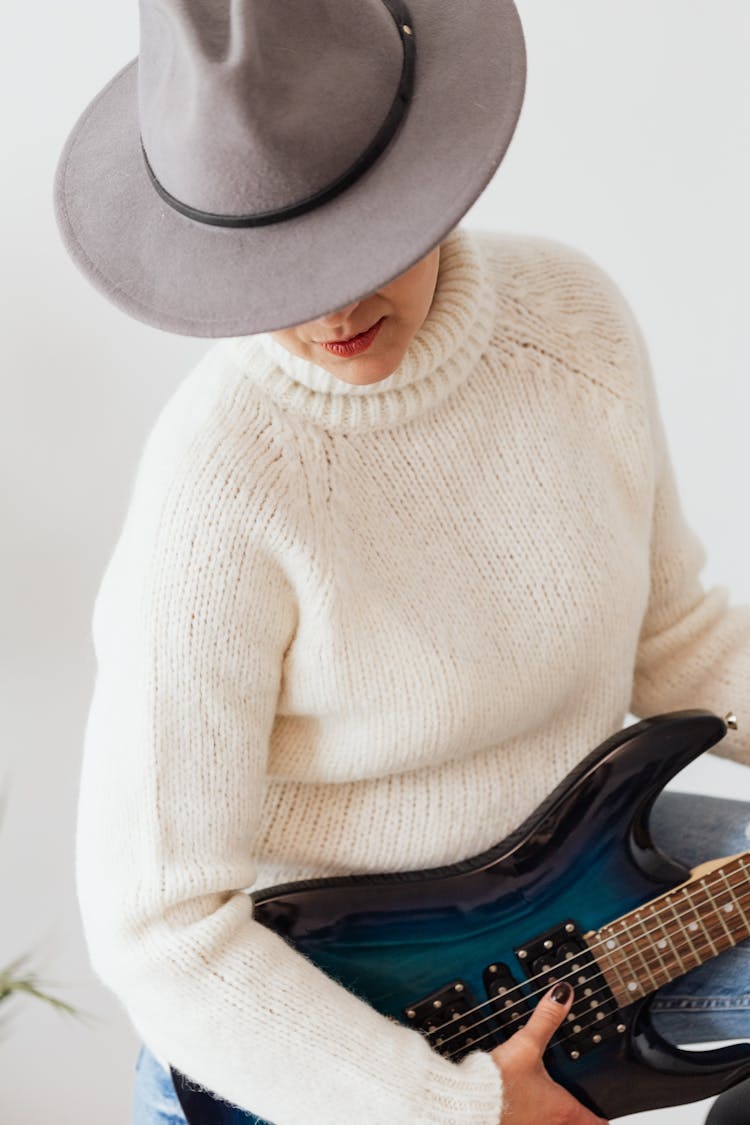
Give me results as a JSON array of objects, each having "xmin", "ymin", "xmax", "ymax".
[{"xmin": 402, "ymin": 979, "xmax": 489, "ymax": 1062}]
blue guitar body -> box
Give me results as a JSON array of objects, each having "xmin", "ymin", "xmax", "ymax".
[{"xmin": 170, "ymin": 709, "xmax": 750, "ymax": 1122}]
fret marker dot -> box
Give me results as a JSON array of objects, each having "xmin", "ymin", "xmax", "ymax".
[
  {"xmin": 724, "ymin": 904, "xmax": 734, "ymax": 912},
  {"xmin": 606, "ymin": 939, "xmax": 616, "ymax": 949},
  {"xmin": 628, "ymin": 982, "xmax": 638, "ymax": 992},
  {"xmin": 688, "ymin": 921, "xmax": 698, "ymax": 931},
  {"xmin": 657, "ymin": 939, "xmax": 667, "ymax": 949}
]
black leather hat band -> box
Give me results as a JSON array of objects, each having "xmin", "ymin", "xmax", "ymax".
[{"xmin": 140, "ymin": 0, "xmax": 416, "ymax": 229}]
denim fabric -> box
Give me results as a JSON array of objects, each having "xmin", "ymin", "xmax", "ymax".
[
  {"xmin": 132, "ymin": 1043, "xmax": 189, "ymax": 1125},
  {"xmin": 130, "ymin": 791, "xmax": 750, "ymax": 1121},
  {"xmin": 647, "ymin": 789, "xmax": 750, "ymax": 1044},
  {"xmin": 131, "ymin": 1040, "xmax": 270, "ymax": 1124}
]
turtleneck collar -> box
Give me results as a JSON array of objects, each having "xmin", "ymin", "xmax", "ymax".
[{"xmin": 222, "ymin": 224, "xmax": 496, "ymax": 432}]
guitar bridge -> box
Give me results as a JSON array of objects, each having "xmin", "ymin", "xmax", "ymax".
[
  {"xmin": 403, "ymin": 979, "xmax": 493, "ymax": 1062},
  {"xmin": 515, "ymin": 920, "xmax": 623, "ymax": 1059}
]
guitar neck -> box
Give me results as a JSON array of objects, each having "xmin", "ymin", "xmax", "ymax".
[{"xmin": 585, "ymin": 851, "xmax": 750, "ymax": 1007}]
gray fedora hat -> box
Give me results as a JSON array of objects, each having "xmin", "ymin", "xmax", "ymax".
[{"xmin": 52, "ymin": 0, "xmax": 526, "ymax": 338}]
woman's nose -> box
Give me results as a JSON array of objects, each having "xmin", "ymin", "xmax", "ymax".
[{"xmin": 318, "ymin": 299, "xmax": 360, "ymax": 327}]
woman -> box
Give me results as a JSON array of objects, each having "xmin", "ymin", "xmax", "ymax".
[{"xmin": 53, "ymin": 2, "xmax": 750, "ymax": 1123}]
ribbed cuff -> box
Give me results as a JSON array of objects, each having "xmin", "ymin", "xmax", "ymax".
[{"xmin": 416, "ymin": 1046, "xmax": 503, "ymax": 1124}]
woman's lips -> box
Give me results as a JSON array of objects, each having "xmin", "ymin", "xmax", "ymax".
[{"xmin": 321, "ymin": 316, "xmax": 386, "ymax": 356}]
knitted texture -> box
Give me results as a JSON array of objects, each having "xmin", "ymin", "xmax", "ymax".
[{"xmin": 77, "ymin": 225, "xmax": 750, "ymax": 1125}]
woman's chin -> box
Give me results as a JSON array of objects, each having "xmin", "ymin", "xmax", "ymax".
[{"xmin": 323, "ymin": 346, "xmax": 405, "ymax": 386}]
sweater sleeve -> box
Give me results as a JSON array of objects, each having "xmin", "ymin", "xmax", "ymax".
[
  {"xmin": 624, "ymin": 308, "xmax": 750, "ymax": 768},
  {"xmin": 76, "ymin": 399, "xmax": 503, "ymax": 1125}
]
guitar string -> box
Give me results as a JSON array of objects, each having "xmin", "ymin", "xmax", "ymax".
[
  {"xmin": 550, "ymin": 864, "xmax": 750, "ymax": 1053},
  {"xmin": 449, "ymin": 891, "xmax": 747, "ymax": 1062},
  {"xmin": 443, "ymin": 908, "xmax": 719, "ymax": 1061},
  {"xmin": 442, "ymin": 894, "xmax": 749, "ymax": 1062},
  {"xmin": 544, "ymin": 872, "xmax": 750, "ymax": 1045},
  {"xmin": 426, "ymin": 865, "xmax": 748, "ymax": 1057},
  {"xmin": 521, "ymin": 890, "xmax": 744, "ymax": 1057},
  {"xmin": 436, "ymin": 869, "xmax": 748, "ymax": 1057},
  {"xmin": 427, "ymin": 863, "xmax": 748, "ymax": 1049},
  {"xmin": 439, "ymin": 873, "xmax": 750, "ymax": 1060},
  {"xmin": 442, "ymin": 917, "xmax": 723, "ymax": 1062},
  {"xmin": 440, "ymin": 918, "xmax": 706, "ymax": 1057},
  {"xmin": 548, "ymin": 913, "xmax": 729, "ymax": 1056}
]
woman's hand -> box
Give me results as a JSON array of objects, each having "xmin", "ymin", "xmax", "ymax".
[{"xmin": 490, "ymin": 981, "xmax": 610, "ymax": 1124}]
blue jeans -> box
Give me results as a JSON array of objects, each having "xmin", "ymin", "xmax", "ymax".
[
  {"xmin": 132, "ymin": 1043, "xmax": 269, "ymax": 1124},
  {"xmin": 647, "ymin": 791, "xmax": 750, "ymax": 1042},
  {"xmin": 131, "ymin": 790, "xmax": 750, "ymax": 1123}
]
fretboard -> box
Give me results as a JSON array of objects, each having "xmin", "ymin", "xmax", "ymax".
[{"xmin": 584, "ymin": 851, "xmax": 750, "ymax": 1006}]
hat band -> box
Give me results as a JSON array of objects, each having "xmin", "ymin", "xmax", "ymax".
[{"xmin": 140, "ymin": 0, "xmax": 416, "ymax": 229}]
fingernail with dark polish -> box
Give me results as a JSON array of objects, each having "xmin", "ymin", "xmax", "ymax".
[{"xmin": 552, "ymin": 981, "xmax": 573, "ymax": 1004}]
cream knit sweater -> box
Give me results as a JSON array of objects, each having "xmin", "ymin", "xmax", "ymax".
[{"xmin": 77, "ymin": 225, "xmax": 750, "ymax": 1125}]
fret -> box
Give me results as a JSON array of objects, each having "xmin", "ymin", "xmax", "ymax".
[
  {"xmin": 586, "ymin": 851, "xmax": 750, "ymax": 1007},
  {"xmin": 733, "ymin": 859, "xmax": 750, "ymax": 929},
  {"xmin": 639, "ymin": 910, "xmax": 672, "ymax": 984},
  {"xmin": 613, "ymin": 918, "xmax": 650, "ymax": 999},
  {"xmin": 627, "ymin": 912, "xmax": 661, "ymax": 990},
  {"xmin": 709, "ymin": 859, "xmax": 750, "ymax": 948},
  {"xmin": 700, "ymin": 857, "xmax": 744, "ymax": 943},
  {"xmin": 695, "ymin": 872, "xmax": 745, "ymax": 950},
  {"xmin": 664, "ymin": 893, "xmax": 703, "ymax": 969},
  {"xmin": 718, "ymin": 865, "xmax": 750, "ymax": 932},
  {"xmin": 681, "ymin": 885, "xmax": 718, "ymax": 957},
  {"xmin": 661, "ymin": 857, "xmax": 750, "ymax": 963},
  {"xmin": 710, "ymin": 880, "xmax": 738, "ymax": 946},
  {"xmin": 594, "ymin": 931, "xmax": 632, "ymax": 1003}
]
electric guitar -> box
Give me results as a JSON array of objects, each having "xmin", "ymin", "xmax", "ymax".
[{"xmin": 169, "ymin": 708, "xmax": 750, "ymax": 1123}]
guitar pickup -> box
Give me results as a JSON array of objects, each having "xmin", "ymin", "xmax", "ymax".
[
  {"xmin": 515, "ymin": 920, "xmax": 623, "ymax": 1059},
  {"xmin": 403, "ymin": 979, "xmax": 492, "ymax": 1062},
  {"xmin": 482, "ymin": 961, "xmax": 530, "ymax": 1040}
]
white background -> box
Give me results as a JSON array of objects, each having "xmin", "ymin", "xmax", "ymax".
[{"xmin": 1, "ymin": 1, "xmax": 749, "ymax": 1121}]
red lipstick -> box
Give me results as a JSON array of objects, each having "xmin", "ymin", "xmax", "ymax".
[{"xmin": 321, "ymin": 317, "xmax": 385, "ymax": 357}]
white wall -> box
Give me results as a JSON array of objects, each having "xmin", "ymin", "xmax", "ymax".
[{"xmin": 1, "ymin": 1, "xmax": 748, "ymax": 1121}]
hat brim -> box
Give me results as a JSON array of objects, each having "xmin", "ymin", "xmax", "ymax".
[{"xmin": 53, "ymin": 0, "xmax": 526, "ymax": 337}]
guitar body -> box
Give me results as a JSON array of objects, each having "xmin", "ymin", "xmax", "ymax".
[{"xmin": 171, "ymin": 709, "xmax": 750, "ymax": 1123}]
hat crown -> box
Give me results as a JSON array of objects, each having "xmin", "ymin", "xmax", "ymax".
[{"xmin": 138, "ymin": 0, "xmax": 406, "ymax": 217}]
